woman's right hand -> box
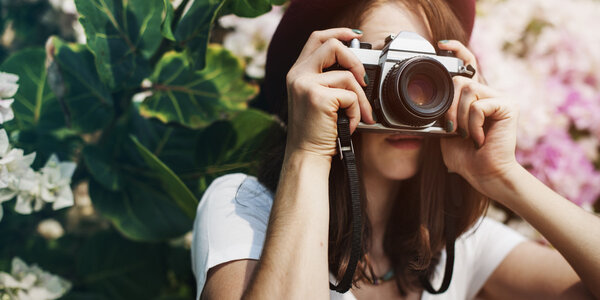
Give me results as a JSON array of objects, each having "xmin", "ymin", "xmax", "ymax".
[{"xmin": 285, "ymin": 28, "xmax": 375, "ymax": 159}]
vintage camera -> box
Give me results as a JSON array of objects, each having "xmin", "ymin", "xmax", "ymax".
[{"xmin": 347, "ymin": 32, "xmax": 475, "ymax": 135}]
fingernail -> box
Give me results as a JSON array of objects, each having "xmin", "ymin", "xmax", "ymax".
[
  {"xmin": 458, "ymin": 128, "xmax": 467, "ymax": 139},
  {"xmin": 364, "ymin": 73, "xmax": 369, "ymax": 85},
  {"xmin": 439, "ymin": 40, "xmax": 449, "ymax": 44},
  {"xmin": 352, "ymin": 29, "xmax": 363, "ymax": 34},
  {"xmin": 445, "ymin": 120, "xmax": 454, "ymax": 133},
  {"xmin": 473, "ymin": 140, "xmax": 480, "ymax": 150},
  {"xmin": 371, "ymin": 110, "xmax": 378, "ymax": 123}
]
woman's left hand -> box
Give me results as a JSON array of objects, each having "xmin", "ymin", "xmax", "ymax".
[{"xmin": 438, "ymin": 40, "xmax": 520, "ymax": 202}]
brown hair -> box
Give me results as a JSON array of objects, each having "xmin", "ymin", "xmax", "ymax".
[{"xmin": 258, "ymin": 0, "xmax": 487, "ymax": 295}]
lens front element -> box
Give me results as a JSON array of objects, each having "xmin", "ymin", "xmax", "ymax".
[
  {"xmin": 407, "ymin": 74, "xmax": 436, "ymax": 106},
  {"xmin": 382, "ymin": 56, "xmax": 454, "ymax": 126}
]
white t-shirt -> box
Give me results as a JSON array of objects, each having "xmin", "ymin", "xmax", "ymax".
[{"xmin": 191, "ymin": 173, "xmax": 527, "ymax": 300}]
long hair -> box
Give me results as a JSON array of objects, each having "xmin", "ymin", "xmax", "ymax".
[{"xmin": 258, "ymin": 0, "xmax": 488, "ymax": 295}]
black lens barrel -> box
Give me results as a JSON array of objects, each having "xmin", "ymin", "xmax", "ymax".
[{"xmin": 381, "ymin": 56, "xmax": 454, "ymax": 126}]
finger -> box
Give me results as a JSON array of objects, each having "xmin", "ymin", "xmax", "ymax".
[
  {"xmin": 327, "ymin": 87, "xmax": 361, "ymax": 133},
  {"xmin": 307, "ymin": 38, "xmax": 367, "ymax": 86},
  {"xmin": 453, "ymin": 78, "xmax": 500, "ymax": 138},
  {"xmin": 317, "ymin": 71, "xmax": 374, "ymax": 124},
  {"xmin": 437, "ymin": 40, "xmax": 477, "ymax": 66},
  {"xmin": 468, "ymin": 98, "xmax": 512, "ymax": 147},
  {"xmin": 298, "ymin": 28, "xmax": 362, "ymax": 63}
]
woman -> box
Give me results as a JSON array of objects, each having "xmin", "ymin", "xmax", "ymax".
[{"xmin": 192, "ymin": 0, "xmax": 600, "ymax": 299}]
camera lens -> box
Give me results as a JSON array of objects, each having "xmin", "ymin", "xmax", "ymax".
[
  {"xmin": 382, "ymin": 56, "xmax": 453, "ymax": 126},
  {"xmin": 407, "ymin": 74, "xmax": 435, "ymax": 106}
]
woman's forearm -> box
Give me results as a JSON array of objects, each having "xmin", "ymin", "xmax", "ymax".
[
  {"xmin": 243, "ymin": 151, "xmax": 332, "ymax": 300},
  {"xmin": 495, "ymin": 164, "xmax": 600, "ymax": 298}
]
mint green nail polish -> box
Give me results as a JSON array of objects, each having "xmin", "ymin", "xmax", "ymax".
[
  {"xmin": 439, "ymin": 40, "xmax": 449, "ymax": 44},
  {"xmin": 458, "ymin": 128, "xmax": 467, "ymax": 139},
  {"xmin": 352, "ymin": 29, "xmax": 363, "ymax": 34},
  {"xmin": 446, "ymin": 120, "xmax": 454, "ymax": 133},
  {"xmin": 364, "ymin": 73, "xmax": 369, "ymax": 85}
]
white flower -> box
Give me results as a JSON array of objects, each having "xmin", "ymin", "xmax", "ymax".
[
  {"xmin": 219, "ymin": 7, "xmax": 284, "ymax": 78},
  {"xmin": 39, "ymin": 154, "xmax": 76, "ymax": 210},
  {"xmin": 0, "ymin": 72, "xmax": 19, "ymax": 99},
  {"xmin": 0, "ymin": 257, "xmax": 71, "ymax": 300},
  {"xmin": 37, "ymin": 219, "xmax": 65, "ymax": 240},
  {"xmin": 0, "ymin": 98, "xmax": 14, "ymax": 124},
  {"xmin": 14, "ymin": 168, "xmax": 42, "ymax": 215},
  {"xmin": 0, "ymin": 130, "xmax": 77, "ymax": 220},
  {"xmin": 0, "ymin": 72, "xmax": 18, "ymax": 124}
]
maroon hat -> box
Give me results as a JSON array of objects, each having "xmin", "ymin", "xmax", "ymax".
[{"xmin": 262, "ymin": 0, "xmax": 476, "ymax": 122}]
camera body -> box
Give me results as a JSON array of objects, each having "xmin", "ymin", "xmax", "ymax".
[{"xmin": 348, "ymin": 32, "xmax": 475, "ymax": 135}]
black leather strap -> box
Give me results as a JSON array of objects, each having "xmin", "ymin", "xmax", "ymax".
[{"xmin": 330, "ymin": 111, "xmax": 362, "ymax": 293}]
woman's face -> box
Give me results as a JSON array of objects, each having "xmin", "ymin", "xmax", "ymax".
[{"xmin": 358, "ymin": 2, "xmax": 433, "ymax": 181}]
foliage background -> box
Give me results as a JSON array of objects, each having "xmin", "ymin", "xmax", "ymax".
[
  {"xmin": 0, "ymin": 0, "xmax": 285, "ymax": 298},
  {"xmin": 0, "ymin": 0, "xmax": 599, "ymax": 298}
]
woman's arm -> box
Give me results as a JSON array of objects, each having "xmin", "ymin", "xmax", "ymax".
[
  {"xmin": 478, "ymin": 164, "xmax": 600, "ymax": 299},
  {"xmin": 202, "ymin": 28, "xmax": 373, "ymax": 300},
  {"xmin": 242, "ymin": 152, "xmax": 332, "ymax": 299}
]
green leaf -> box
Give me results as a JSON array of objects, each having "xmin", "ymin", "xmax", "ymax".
[
  {"xmin": 161, "ymin": 0, "xmax": 176, "ymax": 41},
  {"xmin": 130, "ymin": 135, "xmax": 198, "ymax": 219},
  {"xmin": 89, "ymin": 172, "xmax": 193, "ymax": 242},
  {"xmin": 140, "ymin": 45, "xmax": 258, "ymax": 129},
  {"xmin": 222, "ymin": 0, "xmax": 285, "ymax": 18},
  {"xmin": 193, "ymin": 109, "xmax": 283, "ymax": 179},
  {"xmin": 75, "ymin": 0, "xmax": 164, "ymax": 89},
  {"xmin": 84, "ymin": 107, "xmax": 195, "ymax": 241},
  {"xmin": 173, "ymin": 0, "xmax": 225, "ymax": 69},
  {"xmin": 74, "ymin": 231, "xmax": 166, "ymax": 299},
  {"xmin": 83, "ymin": 145, "xmax": 124, "ymax": 191},
  {"xmin": 0, "ymin": 48, "xmax": 65, "ymax": 131},
  {"xmin": 47, "ymin": 37, "xmax": 114, "ymax": 133}
]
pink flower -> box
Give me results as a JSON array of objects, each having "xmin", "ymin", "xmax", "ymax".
[{"xmin": 517, "ymin": 129, "xmax": 600, "ymax": 206}]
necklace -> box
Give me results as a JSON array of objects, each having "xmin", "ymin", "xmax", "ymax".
[
  {"xmin": 366, "ymin": 268, "xmax": 395, "ymax": 285},
  {"xmin": 364, "ymin": 254, "xmax": 395, "ymax": 285}
]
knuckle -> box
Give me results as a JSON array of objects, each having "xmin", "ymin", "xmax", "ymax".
[
  {"xmin": 288, "ymin": 75, "xmax": 309, "ymax": 93},
  {"xmin": 463, "ymin": 82, "xmax": 477, "ymax": 94},
  {"xmin": 452, "ymin": 76, "xmax": 468, "ymax": 87},
  {"xmin": 342, "ymin": 70, "xmax": 357, "ymax": 84},
  {"xmin": 309, "ymin": 30, "xmax": 323, "ymax": 41},
  {"xmin": 324, "ymin": 38, "xmax": 343, "ymax": 51}
]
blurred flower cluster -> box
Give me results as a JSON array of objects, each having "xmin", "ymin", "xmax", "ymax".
[
  {"xmin": 0, "ymin": 257, "xmax": 71, "ymax": 300},
  {"xmin": 0, "ymin": 73, "xmax": 76, "ymax": 221},
  {"xmin": 471, "ymin": 0, "xmax": 600, "ymax": 209},
  {"xmin": 218, "ymin": 6, "xmax": 284, "ymax": 78}
]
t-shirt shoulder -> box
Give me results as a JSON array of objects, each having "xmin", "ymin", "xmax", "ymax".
[
  {"xmin": 422, "ymin": 217, "xmax": 527, "ymax": 300},
  {"xmin": 191, "ymin": 173, "xmax": 273, "ymax": 300}
]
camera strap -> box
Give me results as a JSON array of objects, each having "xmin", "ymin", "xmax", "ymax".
[
  {"xmin": 330, "ymin": 111, "xmax": 362, "ymax": 293},
  {"xmin": 331, "ymin": 111, "xmax": 457, "ymax": 295}
]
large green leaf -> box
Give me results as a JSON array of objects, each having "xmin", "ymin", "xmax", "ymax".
[
  {"xmin": 173, "ymin": 0, "xmax": 225, "ymax": 70},
  {"xmin": 130, "ymin": 135, "xmax": 197, "ymax": 219},
  {"xmin": 75, "ymin": 0, "xmax": 164, "ymax": 89},
  {"xmin": 140, "ymin": 45, "xmax": 258, "ymax": 129},
  {"xmin": 82, "ymin": 145, "xmax": 124, "ymax": 191},
  {"xmin": 89, "ymin": 170, "xmax": 193, "ymax": 242},
  {"xmin": 222, "ymin": 0, "xmax": 286, "ymax": 18},
  {"xmin": 73, "ymin": 231, "xmax": 166, "ymax": 299},
  {"xmin": 0, "ymin": 48, "xmax": 64, "ymax": 131},
  {"xmin": 47, "ymin": 37, "xmax": 114, "ymax": 133},
  {"xmin": 192, "ymin": 109, "xmax": 283, "ymax": 180}
]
